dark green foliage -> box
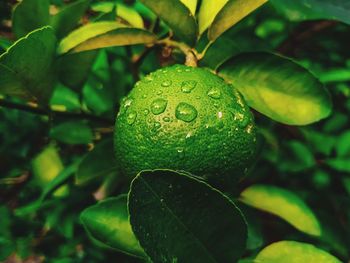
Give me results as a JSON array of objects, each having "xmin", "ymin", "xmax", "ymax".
[{"xmin": 0, "ymin": 0, "xmax": 349, "ymax": 262}]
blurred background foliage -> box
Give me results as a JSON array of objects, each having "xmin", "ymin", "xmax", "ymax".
[{"xmin": 0, "ymin": 0, "xmax": 349, "ymax": 262}]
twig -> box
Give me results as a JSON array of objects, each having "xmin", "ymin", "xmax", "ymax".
[
  {"xmin": 157, "ymin": 38, "xmax": 198, "ymax": 67},
  {"xmin": 0, "ymin": 98, "xmax": 113, "ymax": 125}
]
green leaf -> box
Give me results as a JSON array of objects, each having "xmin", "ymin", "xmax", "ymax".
[
  {"xmin": 80, "ymin": 195, "xmax": 146, "ymax": 258},
  {"xmin": 326, "ymin": 158, "xmax": 350, "ymax": 173},
  {"xmin": 240, "ymin": 185, "xmax": 322, "ymax": 236},
  {"xmin": 50, "ymin": 84, "xmax": 81, "ymax": 112},
  {"xmin": 50, "ymin": 121, "xmax": 93, "ymax": 145},
  {"xmin": 218, "ymin": 52, "xmax": 332, "ymax": 125},
  {"xmin": 50, "ymin": 0, "xmax": 91, "ymax": 39},
  {"xmin": 32, "ymin": 144, "xmax": 64, "ymax": 186},
  {"xmin": 208, "ymin": 0, "xmax": 267, "ymax": 41},
  {"xmin": 76, "ymin": 138, "xmax": 118, "ymax": 185},
  {"xmin": 140, "ymin": 0, "xmax": 198, "ymax": 45},
  {"xmin": 57, "ymin": 50, "xmax": 98, "ymax": 90},
  {"xmin": 255, "ymin": 241, "xmax": 342, "ymax": 263},
  {"xmin": 270, "ymin": 0, "xmax": 350, "ymax": 25},
  {"xmin": 180, "ymin": 0, "xmax": 198, "ymax": 15},
  {"xmin": 199, "ymin": 35, "xmax": 241, "ymax": 69},
  {"xmin": 12, "ymin": 0, "xmax": 50, "ymax": 38},
  {"xmin": 58, "ymin": 22, "xmax": 156, "ymax": 54},
  {"xmin": 128, "ymin": 170, "xmax": 247, "ymax": 263},
  {"xmin": 197, "ymin": 0, "xmax": 228, "ymax": 35},
  {"xmin": 0, "ymin": 27, "xmax": 57, "ymax": 103},
  {"xmin": 92, "ymin": 2, "xmax": 144, "ymax": 28},
  {"xmin": 335, "ymin": 131, "xmax": 350, "ymax": 157}
]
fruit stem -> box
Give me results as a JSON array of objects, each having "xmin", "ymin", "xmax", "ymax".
[{"xmin": 157, "ymin": 38, "xmax": 198, "ymax": 67}]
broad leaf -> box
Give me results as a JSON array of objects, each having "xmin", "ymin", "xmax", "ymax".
[
  {"xmin": 50, "ymin": 0, "xmax": 91, "ymax": 39},
  {"xmin": 12, "ymin": 0, "xmax": 50, "ymax": 38},
  {"xmin": 0, "ymin": 27, "xmax": 57, "ymax": 103},
  {"xmin": 208, "ymin": 0, "xmax": 267, "ymax": 41},
  {"xmin": 218, "ymin": 52, "xmax": 332, "ymax": 125},
  {"xmin": 326, "ymin": 158, "xmax": 350, "ymax": 172},
  {"xmin": 240, "ymin": 185, "xmax": 322, "ymax": 236},
  {"xmin": 58, "ymin": 22, "xmax": 156, "ymax": 54},
  {"xmin": 180, "ymin": 0, "xmax": 198, "ymax": 15},
  {"xmin": 92, "ymin": 2, "xmax": 144, "ymax": 28},
  {"xmin": 335, "ymin": 131, "xmax": 350, "ymax": 157},
  {"xmin": 197, "ymin": 0, "xmax": 228, "ymax": 35},
  {"xmin": 255, "ymin": 241, "xmax": 341, "ymax": 263},
  {"xmin": 32, "ymin": 144, "xmax": 64, "ymax": 186},
  {"xmin": 57, "ymin": 50, "xmax": 98, "ymax": 90},
  {"xmin": 140, "ymin": 0, "xmax": 198, "ymax": 45},
  {"xmin": 128, "ymin": 170, "xmax": 247, "ymax": 263},
  {"xmin": 76, "ymin": 138, "xmax": 118, "ymax": 185},
  {"xmin": 270, "ymin": 0, "xmax": 350, "ymax": 25},
  {"xmin": 50, "ymin": 121, "xmax": 93, "ymax": 144},
  {"xmin": 80, "ymin": 195, "xmax": 146, "ymax": 258}
]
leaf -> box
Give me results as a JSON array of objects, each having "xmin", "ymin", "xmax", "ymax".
[
  {"xmin": 80, "ymin": 195, "xmax": 146, "ymax": 258},
  {"xmin": 208, "ymin": 0, "xmax": 267, "ymax": 41},
  {"xmin": 57, "ymin": 50, "xmax": 98, "ymax": 90},
  {"xmin": 12, "ymin": 0, "xmax": 50, "ymax": 38},
  {"xmin": 76, "ymin": 138, "xmax": 118, "ymax": 185},
  {"xmin": 50, "ymin": 0, "xmax": 91, "ymax": 39},
  {"xmin": 326, "ymin": 158, "xmax": 350, "ymax": 173},
  {"xmin": 50, "ymin": 121, "xmax": 93, "ymax": 145},
  {"xmin": 32, "ymin": 144, "xmax": 64, "ymax": 186},
  {"xmin": 91, "ymin": 2, "xmax": 144, "ymax": 28},
  {"xmin": 270, "ymin": 0, "xmax": 350, "ymax": 25},
  {"xmin": 128, "ymin": 170, "xmax": 247, "ymax": 263},
  {"xmin": 199, "ymin": 35, "xmax": 241, "ymax": 69},
  {"xmin": 140, "ymin": 0, "xmax": 198, "ymax": 45},
  {"xmin": 0, "ymin": 27, "xmax": 57, "ymax": 103},
  {"xmin": 50, "ymin": 84, "xmax": 81, "ymax": 112},
  {"xmin": 197, "ymin": 0, "xmax": 228, "ymax": 35},
  {"xmin": 335, "ymin": 131, "xmax": 350, "ymax": 157},
  {"xmin": 240, "ymin": 185, "xmax": 322, "ymax": 236},
  {"xmin": 218, "ymin": 52, "xmax": 332, "ymax": 125},
  {"xmin": 180, "ymin": 0, "xmax": 198, "ymax": 15},
  {"xmin": 58, "ymin": 22, "xmax": 156, "ymax": 54},
  {"xmin": 255, "ymin": 241, "xmax": 342, "ymax": 263}
]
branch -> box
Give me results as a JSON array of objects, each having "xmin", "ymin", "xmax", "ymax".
[{"xmin": 0, "ymin": 98, "xmax": 114, "ymax": 125}]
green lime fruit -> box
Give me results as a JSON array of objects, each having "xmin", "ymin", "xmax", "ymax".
[{"xmin": 114, "ymin": 64, "xmax": 257, "ymax": 187}]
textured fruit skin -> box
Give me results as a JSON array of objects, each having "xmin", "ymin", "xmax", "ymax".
[{"xmin": 114, "ymin": 64, "xmax": 257, "ymax": 187}]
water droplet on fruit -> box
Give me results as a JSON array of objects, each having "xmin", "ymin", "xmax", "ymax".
[
  {"xmin": 142, "ymin": 94, "xmax": 147, "ymax": 99},
  {"xmin": 151, "ymin": 98, "xmax": 168, "ymax": 115},
  {"xmin": 143, "ymin": 109, "xmax": 150, "ymax": 115},
  {"xmin": 246, "ymin": 124, "xmax": 253, "ymax": 134},
  {"xmin": 175, "ymin": 102, "xmax": 198, "ymax": 122},
  {"xmin": 213, "ymin": 102, "xmax": 219, "ymax": 108},
  {"xmin": 163, "ymin": 116, "xmax": 171, "ymax": 122},
  {"xmin": 124, "ymin": 98, "xmax": 133, "ymax": 108},
  {"xmin": 126, "ymin": 111, "xmax": 137, "ymax": 125},
  {"xmin": 161, "ymin": 80, "xmax": 172, "ymax": 87},
  {"xmin": 176, "ymin": 147, "xmax": 185, "ymax": 159},
  {"xmin": 207, "ymin": 87, "xmax": 221, "ymax": 99},
  {"xmin": 217, "ymin": 111, "xmax": 223, "ymax": 119},
  {"xmin": 154, "ymin": 122, "xmax": 161, "ymax": 129},
  {"xmin": 144, "ymin": 76, "xmax": 153, "ymax": 83},
  {"xmin": 181, "ymin": 80, "xmax": 197, "ymax": 93}
]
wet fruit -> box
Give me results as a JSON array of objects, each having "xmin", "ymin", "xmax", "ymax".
[{"xmin": 114, "ymin": 64, "xmax": 257, "ymax": 187}]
